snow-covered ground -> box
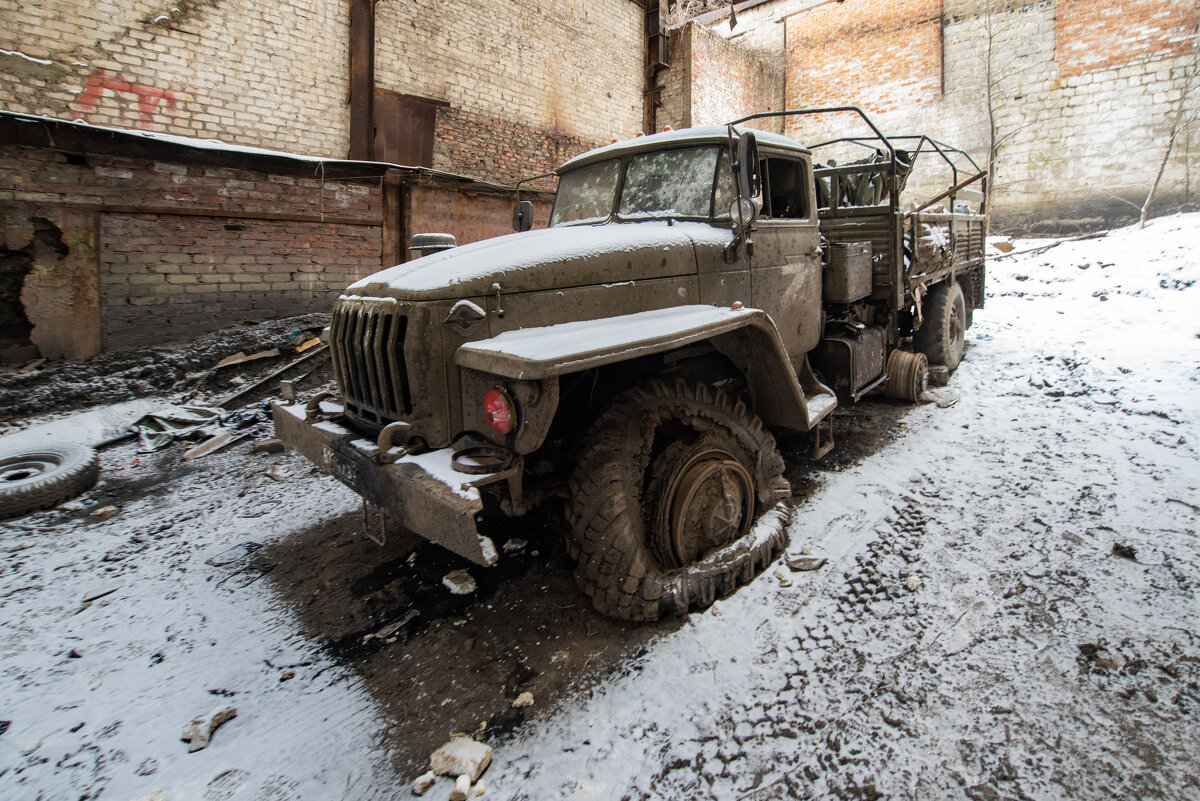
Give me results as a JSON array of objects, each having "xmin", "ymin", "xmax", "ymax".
[{"xmin": 1, "ymin": 214, "xmax": 1198, "ymax": 800}]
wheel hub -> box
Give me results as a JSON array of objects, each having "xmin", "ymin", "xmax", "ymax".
[
  {"xmin": 665, "ymin": 448, "xmax": 755, "ymax": 566},
  {"xmin": 1, "ymin": 458, "xmax": 54, "ymax": 486}
]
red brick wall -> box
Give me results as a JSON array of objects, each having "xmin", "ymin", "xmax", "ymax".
[
  {"xmin": 407, "ymin": 184, "xmax": 552, "ymax": 259},
  {"xmin": 3, "ymin": 148, "xmax": 383, "ymax": 219},
  {"xmin": 433, "ymin": 107, "xmax": 597, "ymax": 188},
  {"xmin": 785, "ymin": 0, "xmax": 942, "ymax": 115},
  {"xmin": 688, "ymin": 24, "xmax": 785, "ymax": 128},
  {"xmin": 1057, "ymin": 0, "xmax": 1198, "ymax": 78}
]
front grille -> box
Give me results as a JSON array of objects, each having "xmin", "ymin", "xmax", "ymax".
[{"xmin": 330, "ymin": 297, "xmax": 411, "ymax": 423}]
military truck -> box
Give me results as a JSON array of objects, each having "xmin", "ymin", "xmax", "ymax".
[{"xmin": 274, "ymin": 107, "xmax": 988, "ymax": 621}]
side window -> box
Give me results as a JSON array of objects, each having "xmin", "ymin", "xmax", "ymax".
[
  {"xmin": 712, "ymin": 148, "xmax": 735, "ymax": 218},
  {"xmin": 761, "ymin": 158, "xmax": 809, "ymax": 220}
]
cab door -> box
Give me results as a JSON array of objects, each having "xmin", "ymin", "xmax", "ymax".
[{"xmin": 750, "ymin": 154, "xmax": 823, "ymax": 362}]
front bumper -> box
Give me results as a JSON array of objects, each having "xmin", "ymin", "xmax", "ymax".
[{"xmin": 272, "ymin": 401, "xmax": 499, "ymax": 566}]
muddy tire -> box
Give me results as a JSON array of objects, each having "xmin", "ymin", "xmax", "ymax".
[
  {"xmin": 0, "ymin": 441, "xmax": 99, "ymax": 520},
  {"xmin": 915, "ymin": 280, "xmax": 966, "ymax": 370},
  {"xmin": 566, "ymin": 379, "xmax": 790, "ymax": 621}
]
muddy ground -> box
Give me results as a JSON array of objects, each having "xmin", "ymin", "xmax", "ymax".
[{"xmin": 1, "ymin": 216, "xmax": 1198, "ymax": 800}]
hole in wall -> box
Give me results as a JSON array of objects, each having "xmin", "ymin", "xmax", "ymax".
[
  {"xmin": 0, "ymin": 245, "xmax": 36, "ymax": 363},
  {"xmin": 0, "ymin": 217, "xmax": 68, "ymax": 365},
  {"xmin": 63, "ymin": 153, "xmax": 89, "ymax": 167}
]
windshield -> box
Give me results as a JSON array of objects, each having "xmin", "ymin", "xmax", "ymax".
[
  {"xmin": 549, "ymin": 145, "xmax": 732, "ymax": 226},
  {"xmin": 550, "ymin": 159, "xmax": 619, "ymax": 226},
  {"xmin": 619, "ymin": 146, "xmax": 723, "ymax": 219}
]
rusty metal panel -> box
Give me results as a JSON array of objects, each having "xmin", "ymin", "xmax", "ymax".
[
  {"xmin": 374, "ymin": 90, "xmax": 444, "ymax": 168},
  {"xmin": 348, "ymin": 0, "xmax": 375, "ymax": 160}
]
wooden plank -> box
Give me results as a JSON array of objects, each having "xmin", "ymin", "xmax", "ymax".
[{"xmin": 183, "ymin": 432, "xmax": 246, "ymax": 461}]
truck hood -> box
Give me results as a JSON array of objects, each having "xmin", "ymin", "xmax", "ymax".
[{"xmin": 345, "ymin": 221, "xmax": 728, "ymax": 300}]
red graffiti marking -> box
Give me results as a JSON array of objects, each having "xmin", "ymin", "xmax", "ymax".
[{"xmin": 75, "ymin": 70, "xmax": 177, "ymax": 123}]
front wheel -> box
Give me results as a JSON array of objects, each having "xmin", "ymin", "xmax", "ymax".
[{"xmin": 566, "ymin": 379, "xmax": 790, "ymax": 621}]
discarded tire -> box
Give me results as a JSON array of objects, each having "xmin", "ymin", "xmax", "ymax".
[
  {"xmin": 915, "ymin": 280, "xmax": 967, "ymax": 370},
  {"xmin": 566, "ymin": 379, "xmax": 790, "ymax": 621},
  {"xmin": 0, "ymin": 441, "xmax": 99, "ymax": 520}
]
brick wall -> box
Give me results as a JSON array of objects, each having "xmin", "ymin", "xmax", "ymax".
[
  {"xmin": 786, "ymin": 0, "xmax": 943, "ymax": 115},
  {"xmin": 0, "ymin": 118, "xmax": 544, "ymax": 358},
  {"xmin": 432, "ymin": 108, "xmax": 596, "ymax": 187},
  {"xmin": 690, "ymin": 23, "xmax": 786, "ymax": 128},
  {"xmin": 1058, "ymin": 0, "xmax": 1197, "ymax": 78},
  {"xmin": 655, "ymin": 23, "xmax": 785, "ymax": 132},
  {"xmin": 98, "ymin": 214, "xmax": 379, "ymax": 350},
  {"xmin": 374, "ymin": 0, "xmax": 644, "ymax": 178},
  {"xmin": 0, "ymin": 140, "xmax": 384, "ymax": 355},
  {"xmin": 701, "ymin": 0, "xmax": 1200, "ymax": 230},
  {"xmin": 0, "ymin": 0, "xmax": 350, "ymax": 158},
  {"xmin": 0, "ymin": 0, "xmax": 645, "ymax": 186}
]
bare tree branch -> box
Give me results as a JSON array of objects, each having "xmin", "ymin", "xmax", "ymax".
[{"xmin": 1141, "ymin": 24, "xmax": 1200, "ymax": 227}]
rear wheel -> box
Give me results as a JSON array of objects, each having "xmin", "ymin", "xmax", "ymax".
[
  {"xmin": 915, "ymin": 280, "xmax": 966, "ymax": 370},
  {"xmin": 566, "ymin": 379, "xmax": 790, "ymax": 621}
]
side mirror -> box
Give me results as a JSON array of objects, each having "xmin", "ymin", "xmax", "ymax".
[
  {"xmin": 734, "ymin": 132, "xmax": 761, "ymax": 199},
  {"xmin": 512, "ymin": 200, "xmax": 534, "ymax": 232}
]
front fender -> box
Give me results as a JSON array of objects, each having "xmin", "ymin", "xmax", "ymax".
[{"xmin": 454, "ymin": 305, "xmax": 835, "ymax": 432}]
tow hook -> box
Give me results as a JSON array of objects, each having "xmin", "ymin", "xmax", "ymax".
[
  {"xmin": 304, "ymin": 392, "xmax": 335, "ymax": 422},
  {"xmin": 376, "ymin": 421, "xmax": 414, "ymax": 464}
]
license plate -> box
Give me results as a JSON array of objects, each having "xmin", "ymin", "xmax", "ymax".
[{"xmin": 323, "ymin": 446, "xmax": 358, "ymax": 488}]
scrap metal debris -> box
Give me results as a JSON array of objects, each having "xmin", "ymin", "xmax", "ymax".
[
  {"xmin": 365, "ymin": 609, "xmax": 419, "ymax": 642},
  {"xmin": 786, "ymin": 554, "xmax": 827, "ymax": 572},
  {"xmin": 131, "ymin": 406, "xmax": 222, "ymax": 452}
]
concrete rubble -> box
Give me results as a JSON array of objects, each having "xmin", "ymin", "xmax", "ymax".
[
  {"xmin": 430, "ymin": 735, "xmax": 492, "ymax": 782},
  {"xmin": 411, "ymin": 770, "xmax": 436, "ymax": 796},
  {"xmin": 442, "ymin": 569, "xmax": 477, "ymax": 595},
  {"xmin": 180, "ymin": 705, "xmax": 237, "ymax": 752},
  {"xmin": 449, "ymin": 774, "xmax": 471, "ymax": 801}
]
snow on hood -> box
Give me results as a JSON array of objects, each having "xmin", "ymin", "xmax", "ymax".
[{"xmin": 346, "ymin": 221, "xmax": 731, "ymax": 300}]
